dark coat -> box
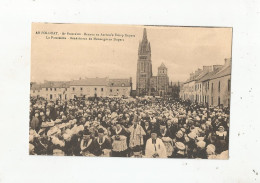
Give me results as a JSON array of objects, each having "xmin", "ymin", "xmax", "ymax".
[
  {"xmin": 30, "ymin": 116, "xmax": 40, "ymax": 131},
  {"xmin": 81, "ymin": 138, "xmax": 95, "ymax": 154},
  {"xmin": 92, "ymin": 137, "xmax": 112, "ymax": 156}
]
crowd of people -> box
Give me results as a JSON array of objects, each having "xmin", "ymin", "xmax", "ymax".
[{"xmin": 29, "ymin": 96, "xmax": 229, "ymax": 159}]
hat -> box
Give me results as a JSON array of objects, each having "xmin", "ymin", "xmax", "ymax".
[
  {"xmin": 175, "ymin": 142, "xmax": 185, "ymax": 150},
  {"xmin": 77, "ymin": 125, "xmax": 84, "ymax": 133},
  {"xmin": 197, "ymin": 140, "xmax": 206, "ymax": 149},
  {"xmin": 180, "ymin": 128, "xmax": 186, "ymax": 133},
  {"xmin": 53, "ymin": 149, "xmax": 65, "ymax": 156},
  {"xmin": 206, "ymin": 144, "xmax": 216, "ymax": 155},
  {"xmin": 217, "ymin": 150, "xmax": 229, "ymax": 160},
  {"xmin": 197, "ymin": 136, "xmax": 205, "ymax": 141},
  {"xmin": 218, "ymin": 126, "xmax": 225, "ymax": 130},
  {"xmin": 52, "ymin": 137, "xmax": 65, "ymax": 147},
  {"xmin": 98, "ymin": 128, "xmax": 104, "ymax": 133},
  {"xmin": 63, "ymin": 133, "xmax": 71, "ymax": 141},
  {"xmin": 188, "ymin": 132, "xmax": 197, "ymax": 140},
  {"xmin": 176, "ymin": 130, "xmax": 183, "ymax": 138}
]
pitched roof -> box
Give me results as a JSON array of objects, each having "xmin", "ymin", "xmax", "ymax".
[
  {"xmin": 197, "ymin": 68, "xmax": 221, "ymax": 82},
  {"xmin": 31, "ymin": 83, "xmax": 42, "ymax": 90},
  {"xmin": 198, "ymin": 65, "xmax": 231, "ymax": 82},
  {"xmin": 184, "ymin": 70, "xmax": 208, "ymax": 84},
  {"xmin": 70, "ymin": 77, "xmax": 109, "ymax": 86},
  {"xmin": 210, "ymin": 65, "xmax": 231, "ymax": 80},
  {"xmin": 41, "ymin": 81, "xmax": 70, "ymax": 88},
  {"xmin": 108, "ymin": 78, "xmax": 131, "ymax": 87}
]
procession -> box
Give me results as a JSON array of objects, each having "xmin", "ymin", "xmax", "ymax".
[
  {"xmin": 29, "ymin": 26, "xmax": 232, "ymax": 160},
  {"xmin": 29, "ymin": 96, "xmax": 229, "ymax": 159}
]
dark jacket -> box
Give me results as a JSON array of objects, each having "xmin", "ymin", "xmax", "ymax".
[{"xmin": 92, "ymin": 137, "xmax": 112, "ymax": 156}]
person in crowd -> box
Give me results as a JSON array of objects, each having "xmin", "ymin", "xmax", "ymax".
[
  {"xmin": 145, "ymin": 129, "xmax": 167, "ymax": 158},
  {"xmin": 127, "ymin": 116, "xmax": 146, "ymax": 152},
  {"xmin": 215, "ymin": 125, "xmax": 228, "ymax": 154},
  {"xmin": 80, "ymin": 130, "xmax": 95, "ymax": 156},
  {"xmin": 30, "ymin": 113, "xmax": 40, "ymax": 132},
  {"xmin": 29, "ymin": 96, "xmax": 230, "ymax": 159},
  {"xmin": 172, "ymin": 141, "xmax": 187, "ymax": 158},
  {"xmin": 142, "ymin": 120, "xmax": 152, "ymax": 148},
  {"xmin": 111, "ymin": 123, "xmax": 129, "ymax": 157},
  {"xmin": 92, "ymin": 128, "xmax": 112, "ymax": 156}
]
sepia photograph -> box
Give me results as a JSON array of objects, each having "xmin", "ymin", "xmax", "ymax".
[{"xmin": 29, "ymin": 23, "xmax": 232, "ymax": 159}]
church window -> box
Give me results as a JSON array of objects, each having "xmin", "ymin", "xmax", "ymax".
[
  {"xmin": 101, "ymin": 88, "xmax": 103, "ymax": 92},
  {"xmin": 141, "ymin": 62, "xmax": 145, "ymax": 72}
]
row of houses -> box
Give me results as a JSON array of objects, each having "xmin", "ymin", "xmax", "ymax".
[
  {"xmin": 30, "ymin": 77, "xmax": 132, "ymax": 100},
  {"xmin": 180, "ymin": 58, "xmax": 231, "ymax": 107}
]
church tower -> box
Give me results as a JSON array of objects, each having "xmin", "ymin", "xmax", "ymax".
[
  {"xmin": 157, "ymin": 63, "xmax": 169, "ymax": 97},
  {"xmin": 136, "ymin": 28, "xmax": 153, "ymax": 96}
]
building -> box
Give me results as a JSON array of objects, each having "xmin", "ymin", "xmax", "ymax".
[
  {"xmin": 200, "ymin": 58, "xmax": 231, "ymax": 107},
  {"xmin": 181, "ymin": 67, "xmax": 211, "ymax": 102},
  {"xmin": 31, "ymin": 81, "xmax": 70, "ymax": 100},
  {"xmin": 136, "ymin": 28, "xmax": 169, "ymax": 97},
  {"xmin": 180, "ymin": 58, "xmax": 232, "ymax": 107},
  {"xmin": 30, "ymin": 77, "xmax": 132, "ymax": 100}
]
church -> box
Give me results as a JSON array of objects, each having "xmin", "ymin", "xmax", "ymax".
[{"xmin": 136, "ymin": 28, "xmax": 169, "ymax": 97}]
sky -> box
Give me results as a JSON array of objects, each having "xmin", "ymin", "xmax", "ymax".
[{"xmin": 31, "ymin": 23, "xmax": 232, "ymax": 89}]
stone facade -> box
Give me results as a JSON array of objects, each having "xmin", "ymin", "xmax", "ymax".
[
  {"xmin": 30, "ymin": 77, "xmax": 132, "ymax": 100},
  {"xmin": 180, "ymin": 58, "xmax": 231, "ymax": 107},
  {"xmin": 136, "ymin": 28, "xmax": 169, "ymax": 97}
]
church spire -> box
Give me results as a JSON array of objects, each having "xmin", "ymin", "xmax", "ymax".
[
  {"xmin": 138, "ymin": 28, "xmax": 151, "ymax": 55},
  {"xmin": 143, "ymin": 28, "xmax": 147, "ymax": 41}
]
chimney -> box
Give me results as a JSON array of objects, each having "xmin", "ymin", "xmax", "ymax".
[
  {"xmin": 195, "ymin": 68, "xmax": 202, "ymax": 77},
  {"xmin": 213, "ymin": 65, "xmax": 222, "ymax": 71},
  {"xmin": 224, "ymin": 58, "xmax": 232, "ymax": 66},
  {"xmin": 203, "ymin": 66, "xmax": 212, "ymax": 72}
]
